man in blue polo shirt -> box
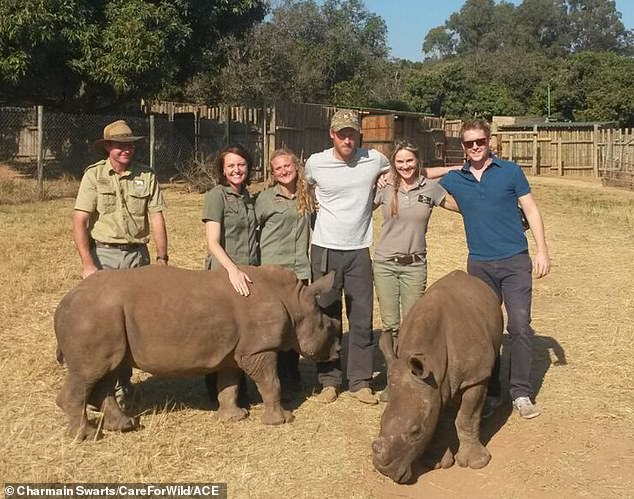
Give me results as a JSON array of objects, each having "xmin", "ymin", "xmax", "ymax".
[{"xmin": 440, "ymin": 119, "xmax": 550, "ymax": 420}]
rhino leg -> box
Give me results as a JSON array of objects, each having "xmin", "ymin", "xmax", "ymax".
[
  {"xmin": 455, "ymin": 384, "xmax": 491, "ymax": 469},
  {"xmin": 88, "ymin": 371, "xmax": 138, "ymax": 431},
  {"xmin": 216, "ymin": 368, "xmax": 248, "ymax": 422},
  {"xmin": 56, "ymin": 373, "xmax": 100, "ymax": 441},
  {"xmin": 241, "ymin": 352, "xmax": 294, "ymax": 425}
]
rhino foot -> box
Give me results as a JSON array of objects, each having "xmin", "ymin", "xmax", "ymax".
[
  {"xmin": 261, "ymin": 409, "xmax": 294, "ymax": 425},
  {"xmin": 103, "ymin": 414, "xmax": 139, "ymax": 432},
  {"xmin": 217, "ymin": 406, "xmax": 248, "ymax": 422},
  {"xmin": 68, "ymin": 421, "xmax": 101, "ymax": 442},
  {"xmin": 439, "ymin": 448, "xmax": 456, "ymax": 468},
  {"xmin": 422, "ymin": 447, "xmax": 455, "ymax": 470},
  {"xmin": 455, "ymin": 443, "xmax": 491, "ymax": 469}
]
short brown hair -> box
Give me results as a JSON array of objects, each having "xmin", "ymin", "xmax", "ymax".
[
  {"xmin": 214, "ymin": 144, "xmax": 253, "ymax": 186},
  {"xmin": 460, "ymin": 119, "xmax": 491, "ymax": 139}
]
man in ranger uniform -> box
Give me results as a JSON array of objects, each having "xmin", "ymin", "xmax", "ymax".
[{"xmin": 72, "ymin": 119, "xmax": 169, "ymax": 404}]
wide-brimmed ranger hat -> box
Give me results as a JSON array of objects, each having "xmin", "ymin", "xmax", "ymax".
[
  {"xmin": 330, "ymin": 109, "xmax": 360, "ymax": 132},
  {"xmin": 93, "ymin": 120, "xmax": 144, "ymax": 151}
]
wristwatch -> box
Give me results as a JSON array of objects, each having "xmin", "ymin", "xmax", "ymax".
[{"xmin": 156, "ymin": 255, "xmax": 169, "ymax": 262}]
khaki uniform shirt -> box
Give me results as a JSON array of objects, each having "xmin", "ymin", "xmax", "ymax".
[
  {"xmin": 202, "ymin": 184, "xmax": 258, "ymax": 269},
  {"xmin": 74, "ymin": 159, "xmax": 166, "ymax": 244},
  {"xmin": 374, "ymin": 177, "xmax": 447, "ymax": 261},
  {"xmin": 255, "ymin": 184, "xmax": 311, "ymax": 281}
]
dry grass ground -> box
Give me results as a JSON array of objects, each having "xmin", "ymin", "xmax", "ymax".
[{"xmin": 1, "ymin": 176, "xmax": 633, "ymax": 498}]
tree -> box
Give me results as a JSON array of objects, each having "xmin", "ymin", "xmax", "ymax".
[
  {"xmin": 422, "ymin": 0, "xmax": 517, "ymax": 58},
  {"xmin": 514, "ymin": 0, "xmax": 571, "ymax": 55},
  {"xmin": 558, "ymin": 52, "xmax": 634, "ymax": 125},
  {"xmin": 422, "ymin": 0, "xmax": 633, "ymax": 59},
  {"xmin": 191, "ymin": 0, "xmax": 390, "ymax": 106},
  {"xmin": 0, "ymin": 0, "xmax": 266, "ymax": 110},
  {"xmin": 567, "ymin": 0, "xmax": 633, "ymax": 54}
]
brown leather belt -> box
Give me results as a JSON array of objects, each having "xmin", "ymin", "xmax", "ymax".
[
  {"xmin": 95, "ymin": 241, "xmax": 145, "ymax": 251},
  {"xmin": 388, "ymin": 254, "xmax": 425, "ymax": 265}
]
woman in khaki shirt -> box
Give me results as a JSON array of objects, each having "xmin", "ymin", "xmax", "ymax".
[{"xmin": 374, "ymin": 140, "xmax": 458, "ymax": 400}]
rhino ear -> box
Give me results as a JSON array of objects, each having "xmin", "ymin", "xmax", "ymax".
[
  {"xmin": 407, "ymin": 353, "xmax": 437, "ymax": 388},
  {"xmin": 305, "ymin": 271, "xmax": 336, "ymax": 303}
]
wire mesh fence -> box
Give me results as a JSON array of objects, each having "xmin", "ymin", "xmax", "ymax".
[{"xmin": 0, "ymin": 107, "xmax": 196, "ymax": 179}]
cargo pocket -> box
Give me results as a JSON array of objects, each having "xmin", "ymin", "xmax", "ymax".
[
  {"xmin": 128, "ymin": 189, "xmax": 151, "ymax": 216},
  {"xmin": 96, "ymin": 183, "xmax": 116, "ymax": 214}
]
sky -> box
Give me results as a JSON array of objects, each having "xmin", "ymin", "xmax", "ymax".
[{"xmin": 363, "ymin": 0, "xmax": 634, "ymax": 62}]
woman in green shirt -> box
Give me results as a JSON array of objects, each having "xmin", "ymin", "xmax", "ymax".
[
  {"xmin": 202, "ymin": 144, "xmax": 258, "ymax": 406},
  {"xmin": 255, "ymin": 148, "xmax": 313, "ymax": 393},
  {"xmin": 202, "ymin": 144, "xmax": 258, "ymax": 296}
]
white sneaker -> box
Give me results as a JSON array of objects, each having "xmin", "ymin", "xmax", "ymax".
[{"xmin": 513, "ymin": 396, "xmax": 540, "ymax": 419}]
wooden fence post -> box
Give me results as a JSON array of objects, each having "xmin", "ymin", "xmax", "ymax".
[
  {"xmin": 532, "ymin": 125, "xmax": 538, "ymax": 175},
  {"xmin": 36, "ymin": 105, "xmax": 44, "ymax": 201},
  {"xmin": 605, "ymin": 128, "xmax": 614, "ymax": 170},
  {"xmin": 262, "ymin": 104, "xmax": 269, "ymax": 181},
  {"xmin": 224, "ymin": 104, "xmax": 230, "ymax": 145},
  {"xmin": 592, "ymin": 124, "xmax": 598, "ymax": 177},
  {"xmin": 149, "ymin": 114, "xmax": 155, "ymax": 171},
  {"xmin": 557, "ymin": 136, "xmax": 563, "ymax": 176},
  {"xmin": 509, "ymin": 135, "xmax": 514, "ymax": 161}
]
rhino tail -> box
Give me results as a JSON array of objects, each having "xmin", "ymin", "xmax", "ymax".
[{"xmin": 56, "ymin": 345, "xmax": 64, "ymax": 365}]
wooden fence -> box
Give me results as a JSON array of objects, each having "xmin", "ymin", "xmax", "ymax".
[
  {"xmin": 495, "ymin": 126, "xmax": 634, "ymax": 188},
  {"xmin": 144, "ymin": 100, "xmax": 448, "ymax": 179},
  {"xmin": 442, "ymin": 119, "xmax": 634, "ymax": 189},
  {"xmin": 5, "ymin": 103, "xmax": 633, "ymax": 189}
]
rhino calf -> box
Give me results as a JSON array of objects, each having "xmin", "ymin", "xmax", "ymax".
[
  {"xmin": 54, "ymin": 265, "xmax": 339, "ymax": 441},
  {"xmin": 372, "ymin": 270, "xmax": 503, "ymax": 483}
]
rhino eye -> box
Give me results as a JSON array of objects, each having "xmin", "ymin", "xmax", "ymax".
[{"xmin": 409, "ymin": 424, "xmax": 421, "ymax": 435}]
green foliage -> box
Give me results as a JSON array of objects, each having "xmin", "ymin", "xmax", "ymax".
[
  {"xmin": 558, "ymin": 52, "xmax": 634, "ymax": 124},
  {"xmin": 423, "ymin": 0, "xmax": 633, "ymax": 58},
  {"xmin": 0, "ymin": 0, "xmax": 266, "ymax": 110},
  {"xmin": 184, "ymin": 0, "xmax": 389, "ymax": 106},
  {"xmin": 410, "ymin": 0, "xmax": 633, "ymax": 124},
  {"xmin": 1, "ymin": 0, "xmax": 631, "ymax": 126}
]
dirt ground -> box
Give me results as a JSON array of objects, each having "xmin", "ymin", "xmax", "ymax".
[{"xmin": 0, "ymin": 175, "xmax": 632, "ymax": 499}]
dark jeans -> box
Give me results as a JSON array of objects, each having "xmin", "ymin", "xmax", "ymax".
[
  {"xmin": 311, "ymin": 245, "xmax": 374, "ymax": 392},
  {"xmin": 468, "ymin": 252, "xmax": 534, "ymax": 400}
]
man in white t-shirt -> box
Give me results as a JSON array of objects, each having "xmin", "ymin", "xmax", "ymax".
[{"xmin": 305, "ymin": 109, "xmax": 390, "ymax": 405}]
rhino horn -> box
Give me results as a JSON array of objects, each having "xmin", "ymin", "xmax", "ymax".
[{"xmin": 407, "ymin": 353, "xmax": 438, "ymax": 388}]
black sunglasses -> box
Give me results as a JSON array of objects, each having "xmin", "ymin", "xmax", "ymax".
[{"xmin": 463, "ymin": 138, "xmax": 488, "ymax": 148}]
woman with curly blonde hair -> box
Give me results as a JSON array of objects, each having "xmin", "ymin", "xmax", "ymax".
[{"xmin": 255, "ymin": 148, "xmax": 314, "ymax": 394}]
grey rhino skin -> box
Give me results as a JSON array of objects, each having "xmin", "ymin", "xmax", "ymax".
[
  {"xmin": 55, "ymin": 265, "xmax": 339, "ymax": 441},
  {"xmin": 372, "ymin": 270, "xmax": 503, "ymax": 483}
]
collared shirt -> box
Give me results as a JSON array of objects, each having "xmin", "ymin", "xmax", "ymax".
[
  {"xmin": 439, "ymin": 155, "xmax": 531, "ymax": 261},
  {"xmin": 305, "ymin": 147, "xmax": 390, "ymax": 250},
  {"xmin": 74, "ymin": 158, "xmax": 166, "ymax": 244},
  {"xmin": 202, "ymin": 184, "xmax": 258, "ymax": 268},
  {"xmin": 373, "ymin": 176, "xmax": 447, "ymax": 261},
  {"xmin": 255, "ymin": 184, "xmax": 311, "ymax": 280}
]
